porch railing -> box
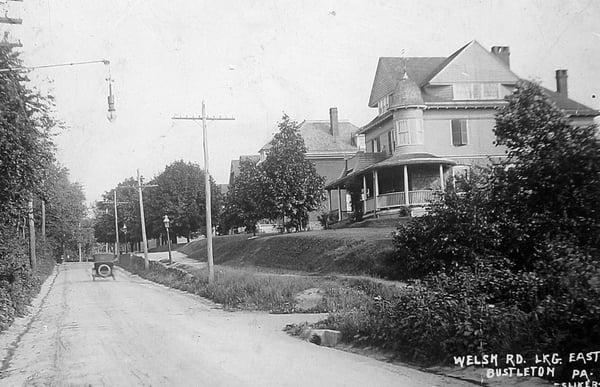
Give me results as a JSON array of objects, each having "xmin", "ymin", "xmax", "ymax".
[
  {"xmin": 365, "ymin": 197, "xmax": 376, "ymax": 212},
  {"xmin": 408, "ymin": 190, "xmax": 436, "ymax": 204},
  {"xmin": 363, "ymin": 190, "xmax": 439, "ymax": 214},
  {"xmin": 377, "ymin": 192, "xmax": 406, "ymax": 208}
]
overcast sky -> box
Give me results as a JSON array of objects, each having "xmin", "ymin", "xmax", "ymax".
[{"xmin": 6, "ymin": 0, "xmax": 600, "ymax": 202}]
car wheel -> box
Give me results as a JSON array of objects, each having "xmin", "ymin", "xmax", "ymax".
[{"xmin": 97, "ymin": 264, "xmax": 112, "ymax": 278}]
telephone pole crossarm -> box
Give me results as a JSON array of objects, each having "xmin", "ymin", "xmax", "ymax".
[{"xmin": 171, "ymin": 115, "xmax": 234, "ymax": 121}]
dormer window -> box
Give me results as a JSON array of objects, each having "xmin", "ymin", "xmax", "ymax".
[
  {"xmin": 378, "ymin": 94, "xmax": 391, "ymax": 114},
  {"xmin": 453, "ymin": 83, "xmax": 500, "ymax": 100}
]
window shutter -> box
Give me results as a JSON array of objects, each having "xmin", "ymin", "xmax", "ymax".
[
  {"xmin": 451, "ymin": 119, "xmax": 461, "ymax": 145},
  {"xmin": 460, "ymin": 120, "xmax": 468, "ymax": 145},
  {"xmin": 451, "ymin": 119, "xmax": 468, "ymax": 146},
  {"xmin": 396, "ymin": 120, "xmax": 409, "ymax": 145}
]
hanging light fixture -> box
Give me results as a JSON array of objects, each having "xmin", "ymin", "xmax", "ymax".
[{"xmin": 106, "ymin": 61, "xmax": 117, "ymax": 123}]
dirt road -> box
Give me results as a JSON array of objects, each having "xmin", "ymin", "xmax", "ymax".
[{"xmin": 0, "ymin": 263, "xmax": 469, "ymax": 386}]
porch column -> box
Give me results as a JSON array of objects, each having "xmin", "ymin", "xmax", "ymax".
[
  {"xmin": 373, "ymin": 170, "xmax": 379, "ymax": 212},
  {"xmin": 439, "ymin": 164, "xmax": 445, "ymax": 190},
  {"xmin": 362, "ymin": 174, "xmax": 367, "ymax": 214},
  {"xmin": 337, "ymin": 187, "xmax": 342, "ymax": 221},
  {"xmin": 403, "ymin": 165, "xmax": 410, "ymax": 205},
  {"xmin": 327, "ymin": 189, "xmax": 332, "ymax": 212}
]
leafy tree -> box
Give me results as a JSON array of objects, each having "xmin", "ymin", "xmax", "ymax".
[
  {"xmin": 220, "ymin": 158, "xmax": 268, "ymax": 234},
  {"xmin": 145, "ymin": 160, "xmax": 222, "ymax": 242},
  {"xmin": 392, "ymin": 80, "xmax": 600, "ymax": 276},
  {"xmin": 0, "ymin": 46, "xmax": 63, "ymax": 331},
  {"xmin": 261, "ymin": 115, "xmax": 325, "ymax": 229},
  {"xmin": 381, "ymin": 81, "xmax": 600, "ymax": 372},
  {"xmin": 93, "ymin": 178, "xmax": 141, "ymax": 252},
  {"xmin": 492, "ymin": 80, "xmax": 600, "ymax": 256},
  {"xmin": 0, "ymin": 47, "xmax": 56, "ymax": 220},
  {"xmin": 42, "ymin": 163, "xmax": 87, "ymax": 259},
  {"xmin": 1, "ymin": 46, "xmax": 61, "ymax": 267}
]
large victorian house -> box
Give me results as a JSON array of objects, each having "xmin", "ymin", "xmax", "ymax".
[{"xmin": 325, "ymin": 40, "xmax": 598, "ymax": 219}]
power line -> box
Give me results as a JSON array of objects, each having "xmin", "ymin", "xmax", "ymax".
[{"xmin": 0, "ymin": 59, "xmax": 110, "ymax": 73}]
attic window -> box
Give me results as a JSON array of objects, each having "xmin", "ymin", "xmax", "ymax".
[
  {"xmin": 453, "ymin": 83, "xmax": 500, "ymax": 100},
  {"xmin": 378, "ymin": 94, "xmax": 391, "ymax": 114}
]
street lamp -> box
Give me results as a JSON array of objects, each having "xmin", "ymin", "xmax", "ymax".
[
  {"xmin": 163, "ymin": 215, "xmax": 172, "ymax": 265},
  {"xmin": 0, "ymin": 59, "xmax": 118, "ymax": 123},
  {"xmin": 121, "ymin": 224, "xmax": 128, "ymax": 254},
  {"xmin": 107, "ymin": 75, "xmax": 117, "ymax": 123}
]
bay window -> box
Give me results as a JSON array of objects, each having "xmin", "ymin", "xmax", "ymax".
[{"xmin": 395, "ymin": 118, "xmax": 424, "ymax": 146}]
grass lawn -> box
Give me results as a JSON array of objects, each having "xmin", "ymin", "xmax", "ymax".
[
  {"xmin": 118, "ymin": 253, "xmax": 404, "ymax": 313},
  {"xmin": 178, "ymin": 227, "xmax": 397, "ymax": 276}
]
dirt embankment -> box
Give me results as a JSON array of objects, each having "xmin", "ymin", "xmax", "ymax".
[{"xmin": 178, "ymin": 228, "xmax": 396, "ymax": 275}]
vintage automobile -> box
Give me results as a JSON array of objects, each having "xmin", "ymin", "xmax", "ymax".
[{"xmin": 91, "ymin": 253, "xmax": 116, "ymax": 280}]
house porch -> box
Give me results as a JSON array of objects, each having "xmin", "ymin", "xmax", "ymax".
[{"xmin": 325, "ymin": 155, "xmax": 456, "ymax": 220}]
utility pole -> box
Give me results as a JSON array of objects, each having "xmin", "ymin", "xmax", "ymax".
[
  {"xmin": 114, "ymin": 190, "xmax": 119, "ymax": 258},
  {"xmin": 28, "ymin": 198, "xmax": 36, "ymax": 270},
  {"xmin": 102, "ymin": 190, "xmax": 128, "ymax": 258},
  {"xmin": 136, "ymin": 170, "xmax": 157, "ymax": 270},
  {"xmin": 112, "ymin": 189, "xmax": 128, "ymax": 258},
  {"xmin": 77, "ymin": 222, "xmax": 82, "ymax": 262},
  {"xmin": 172, "ymin": 101, "xmax": 234, "ymax": 284},
  {"xmin": 41, "ymin": 199, "xmax": 46, "ymax": 258}
]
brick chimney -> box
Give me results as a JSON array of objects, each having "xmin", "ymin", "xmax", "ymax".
[
  {"xmin": 556, "ymin": 69, "xmax": 568, "ymax": 97},
  {"xmin": 329, "ymin": 107, "xmax": 339, "ymax": 139},
  {"xmin": 491, "ymin": 46, "xmax": 510, "ymax": 68}
]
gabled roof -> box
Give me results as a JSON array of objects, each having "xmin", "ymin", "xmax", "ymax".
[
  {"xmin": 260, "ymin": 120, "xmax": 360, "ymax": 153},
  {"xmin": 420, "ymin": 41, "xmax": 471, "ymax": 86},
  {"xmin": 366, "ymin": 40, "xmax": 598, "ymax": 118},
  {"xmin": 368, "ymin": 57, "xmax": 445, "ymax": 107},
  {"xmin": 427, "ymin": 40, "xmax": 519, "ymax": 85}
]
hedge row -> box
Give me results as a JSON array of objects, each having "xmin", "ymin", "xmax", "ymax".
[{"xmin": 0, "ymin": 231, "xmax": 55, "ymax": 332}]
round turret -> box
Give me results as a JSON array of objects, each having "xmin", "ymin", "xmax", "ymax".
[{"xmin": 391, "ymin": 72, "xmax": 424, "ymax": 107}]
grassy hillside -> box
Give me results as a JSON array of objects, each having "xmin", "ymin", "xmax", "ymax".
[
  {"xmin": 148, "ymin": 243, "xmax": 186, "ymax": 253},
  {"xmin": 178, "ymin": 228, "xmax": 396, "ymax": 275}
]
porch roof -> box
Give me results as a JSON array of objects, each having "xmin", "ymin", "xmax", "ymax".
[{"xmin": 325, "ymin": 152, "xmax": 456, "ymax": 189}]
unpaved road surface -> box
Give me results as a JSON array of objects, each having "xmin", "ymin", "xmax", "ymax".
[{"xmin": 0, "ymin": 263, "xmax": 470, "ymax": 386}]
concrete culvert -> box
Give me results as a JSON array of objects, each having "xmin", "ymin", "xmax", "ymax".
[
  {"xmin": 309, "ymin": 334, "xmax": 321, "ymax": 345},
  {"xmin": 97, "ymin": 264, "xmax": 112, "ymax": 277}
]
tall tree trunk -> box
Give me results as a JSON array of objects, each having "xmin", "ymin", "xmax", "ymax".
[{"xmin": 41, "ymin": 200, "xmax": 46, "ymax": 259}]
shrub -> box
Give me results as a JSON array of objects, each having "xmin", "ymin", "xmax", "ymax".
[
  {"xmin": 0, "ymin": 225, "xmax": 56, "ymax": 332},
  {"xmin": 0, "ymin": 287, "xmax": 15, "ymax": 331}
]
